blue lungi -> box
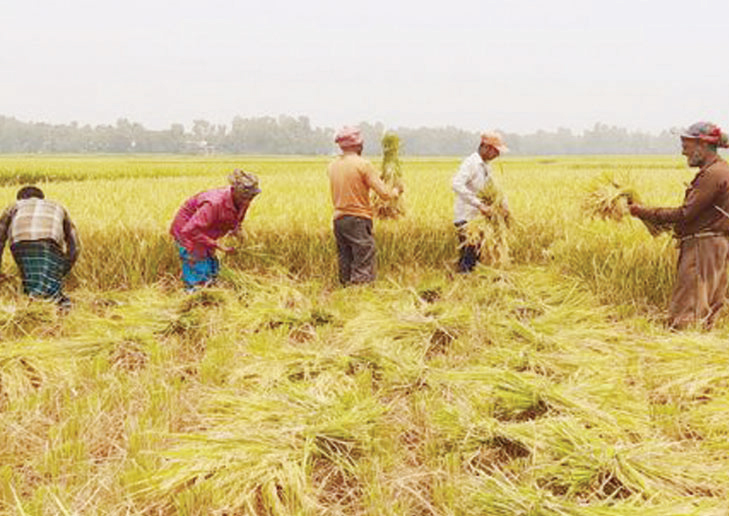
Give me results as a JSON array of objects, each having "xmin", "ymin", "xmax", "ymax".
[{"xmin": 178, "ymin": 244, "xmax": 219, "ymax": 289}]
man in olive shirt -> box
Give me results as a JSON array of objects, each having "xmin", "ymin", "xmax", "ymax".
[
  {"xmin": 328, "ymin": 126, "xmax": 401, "ymax": 285},
  {"xmin": 630, "ymin": 121, "xmax": 729, "ymax": 329}
]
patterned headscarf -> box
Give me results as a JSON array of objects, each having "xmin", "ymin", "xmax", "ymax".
[
  {"xmin": 335, "ymin": 126, "xmax": 364, "ymax": 150},
  {"xmin": 228, "ymin": 169, "xmax": 261, "ymax": 196},
  {"xmin": 680, "ymin": 122, "xmax": 729, "ymax": 148}
]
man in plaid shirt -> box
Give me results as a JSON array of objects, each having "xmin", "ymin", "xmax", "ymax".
[{"xmin": 0, "ymin": 186, "xmax": 80, "ymax": 307}]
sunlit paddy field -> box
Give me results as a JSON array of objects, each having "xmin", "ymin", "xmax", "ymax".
[{"xmin": 1, "ymin": 154, "xmax": 728, "ymax": 515}]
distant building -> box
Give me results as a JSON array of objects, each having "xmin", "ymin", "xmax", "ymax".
[{"xmin": 184, "ymin": 140, "xmax": 216, "ymax": 155}]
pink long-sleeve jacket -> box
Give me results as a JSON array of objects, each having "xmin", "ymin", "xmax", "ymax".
[{"xmin": 170, "ymin": 187, "xmax": 251, "ymax": 258}]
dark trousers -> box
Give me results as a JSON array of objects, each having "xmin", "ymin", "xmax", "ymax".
[
  {"xmin": 455, "ymin": 220, "xmax": 478, "ymax": 273},
  {"xmin": 333, "ymin": 216, "xmax": 375, "ymax": 285}
]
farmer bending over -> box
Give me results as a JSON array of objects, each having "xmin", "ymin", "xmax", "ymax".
[
  {"xmin": 328, "ymin": 126, "xmax": 402, "ymax": 285},
  {"xmin": 629, "ymin": 122, "xmax": 729, "ymax": 329},
  {"xmin": 0, "ymin": 186, "xmax": 80, "ymax": 307},
  {"xmin": 170, "ymin": 170, "xmax": 260, "ymax": 290}
]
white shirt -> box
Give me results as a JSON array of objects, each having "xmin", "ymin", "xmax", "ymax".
[{"xmin": 452, "ymin": 152, "xmax": 498, "ymax": 222}]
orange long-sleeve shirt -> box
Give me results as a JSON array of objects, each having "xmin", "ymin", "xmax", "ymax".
[{"xmin": 327, "ymin": 152, "xmax": 395, "ymax": 220}]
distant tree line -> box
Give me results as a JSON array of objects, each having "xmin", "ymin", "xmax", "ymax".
[{"xmin": 0, "ymin": 115, "xmax": 679, "ymax": 155}]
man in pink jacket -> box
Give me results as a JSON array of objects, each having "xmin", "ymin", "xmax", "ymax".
[{"xmin": 170, "ymin": 170, "xmax": 260, "ymax": 289}]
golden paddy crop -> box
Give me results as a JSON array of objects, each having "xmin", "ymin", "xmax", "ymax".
[{"xmin": 2, "ymin": 154, "xmax": 728, "ymax": 515}]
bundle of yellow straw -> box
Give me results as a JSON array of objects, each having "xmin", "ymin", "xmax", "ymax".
[
  {"xmin": 582, "ymin": 176, "xmax": 669, "ymax": 236},
  {"xmin": 373, "ymin": 132, "xmax": 405, "ymax": 219},
  {"xmin": 582, "ymin": 180, "xmax": 635, "ymax": 221},
  {"xmin": 462, "ymin": 179, "xmax": 510, "ymax": 266}
]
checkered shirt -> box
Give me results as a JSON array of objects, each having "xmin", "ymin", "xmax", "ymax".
[{"xmin": 0, "ymin": 198, "xmax": 80, "ymax": 266}]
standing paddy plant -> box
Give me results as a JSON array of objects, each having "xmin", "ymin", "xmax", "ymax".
[{"xmin": 553, "ymin": 221, "xmax": 676, "ymax": 307}]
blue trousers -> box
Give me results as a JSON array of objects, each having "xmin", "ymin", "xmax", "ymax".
[
  {"xmin": 455, "ymin": 221, "xmax": 478, "ymax": 273},
  {"xmin": 178, "ymin": 245, "xmax": 219, "ymax": 289}
]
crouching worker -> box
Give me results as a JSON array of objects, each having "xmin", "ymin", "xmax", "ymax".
[
  {"xmin": 0, "ymin": 186, "xmax": 80, "ymax": 307},
  {"xmin": 170, "ymin": 170, "xmax": 260, "ymax": 290}
]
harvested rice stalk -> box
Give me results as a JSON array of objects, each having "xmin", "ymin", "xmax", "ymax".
[
  {"xmin": 583, "ymin": 176, "xmax": 670, "ymax": 236},
  {"xmin": 582, "ymin": 178, "xmax": 633, "ymax": 221},
  {"xmin": 462, "ymin": 178, "xmax": 510, "ymax": 266},
  {"xmin": 372, "ymin": 132, "xmax": 405, "ymax": 219}
]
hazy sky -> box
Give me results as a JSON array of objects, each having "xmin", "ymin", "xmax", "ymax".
[{"xmin": 3, "ymin": 0, "xmax": 729, "ymax": 133}]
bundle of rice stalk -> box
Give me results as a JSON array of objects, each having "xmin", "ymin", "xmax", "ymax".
[
  {"xmin": 372, "ymin": 131, "xmax": 405, "ymax": 219},
  {"xmin": 582, "ymin": 176, "xmax": 669, "ymax": 236},
  {"xmin": 462, "ymin": 179, "xmax": 510, "ymax": 266},
  {"xmin": 582, "ymin": 179, "xmax": 633, "ymax": 222}
]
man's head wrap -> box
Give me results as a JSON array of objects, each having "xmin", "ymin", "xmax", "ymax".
[
  {"xmin": 480, "ymin": 131, "xmax": 509, "ymax": 153},
  {"xmin": 680, "ymin": 122, "xmax": 729, "ymax": 148},
  {"xmin": 335, "ymin": 126, "xmax": 364, "ymax": 150},
  {"xmin": 228, "ymin": 169, "xmax": 261, "ymax": 196}
]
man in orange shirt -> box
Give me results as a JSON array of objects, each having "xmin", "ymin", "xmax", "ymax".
[{"xmin": 328, "ymin": 126, "xmax": 402, "ymax": 285}]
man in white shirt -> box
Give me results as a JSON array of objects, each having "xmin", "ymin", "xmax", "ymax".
[{"xmin": 452, "ymin": 132, "xmax": 509, "ymax": 272}]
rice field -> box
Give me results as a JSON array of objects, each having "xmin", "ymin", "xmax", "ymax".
[{"xmin": 2, "ymin": 154, "xmax": 728, "ymax": 515}]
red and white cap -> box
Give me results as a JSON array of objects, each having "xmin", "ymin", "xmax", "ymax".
[{"xmin": 335, "ymin": 126, "xmax": 364, "ymax": 150}]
